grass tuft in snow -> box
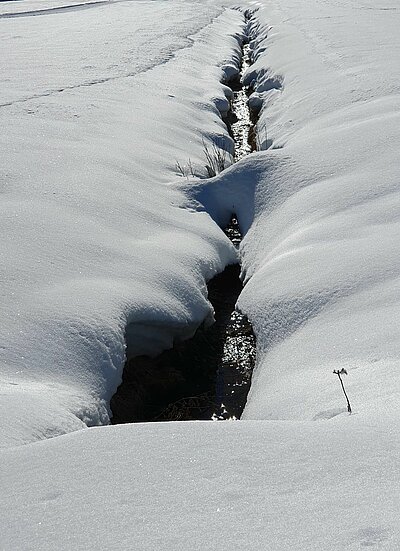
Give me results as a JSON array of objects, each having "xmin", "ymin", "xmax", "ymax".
[
  {"xmin": 202, "ymin": 138, "xmax": 233, "ymax": 177},
  {"xmin": 175, "ymin": 137, "xmax": 234, "ymax": 179}
]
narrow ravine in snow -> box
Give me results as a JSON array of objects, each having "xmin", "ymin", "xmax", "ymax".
[
  {"xmin": 111, "ymin": 12, "xmax": 258, "ymax": 424},
  {"xmin": 111, "ymin": 220, "xmax": 255, "ymax": 423}
]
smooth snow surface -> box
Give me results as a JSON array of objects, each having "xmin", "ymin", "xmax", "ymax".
[
  {"xmin": 2, "ymin": 419, "xmax": 400, "ymax": 550},
  {"xmin": 0, "ymin": 0, "xmax": 105, "ymax": 17}
]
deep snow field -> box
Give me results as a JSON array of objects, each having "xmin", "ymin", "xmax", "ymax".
[{"xmin": 1, "ymin": 0, "xmax": 400, "ymax": 548}]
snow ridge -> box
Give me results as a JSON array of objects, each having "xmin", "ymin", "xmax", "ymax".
[{"xmin": 0, "ymin": 3, "xmax": 245, "ymax": 447}]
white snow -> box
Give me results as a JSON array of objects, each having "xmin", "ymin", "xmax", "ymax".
[
  {"xmin": 0, "ymin": 0, "xmax": 244, "ymax": 446},
  {"xmin": 1, "ymin": 418, "xmax": 400, "ymax": 550},
  {"xmin": 1, "ymin": 0, "xmax": 400, "ymax": 548},
  {"xmin": 238, "ymin": 0, "xmax": 400, "ymax": 422},
  {"xmin": 185, "ymin": 0, "xmax": 400, "ymax": 422},
  {"xmin": 0, "ymin": 0, "xmax": 101, "ymax": 17}
]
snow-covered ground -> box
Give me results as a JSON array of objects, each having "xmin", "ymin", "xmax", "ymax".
[
  {"xmin": 2, "ymin": 418, "xmax": 400, "ymax": 550},
  {"xmin": 2, "ymin": 0, "xmax": 400, "ymax": 548},
  {"xmin": 186, "ymin": 0, "xmax": 400, "ymax": 423},
  {"xmin": 0, "ymin": 0, "xmax": 244, "ymax": 446}
]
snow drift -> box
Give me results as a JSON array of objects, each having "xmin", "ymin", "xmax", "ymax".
[
  {"xmin": 0, "ymin": 0, "xmax": 245, "ymax": 446},
  {"xmin": 184, "ymin": 0, "xmax": 400, "ymax": 422}
]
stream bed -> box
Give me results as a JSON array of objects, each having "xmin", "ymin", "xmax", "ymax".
[
  {"xmin": 111, "ymin": 17, "xmax": 257, "ymax": 424},
  {"xmin": 111, "ymin": 214, "xmax": 255, "ymax": 423}
]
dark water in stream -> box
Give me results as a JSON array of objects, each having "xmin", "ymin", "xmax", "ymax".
[
  {"xmin": 110, "ymin": 21, "xmax": 257, "ymax": 424},
  {"xmin": 111, "ymin": 216, "xmax": 255, "ymax": 423}
]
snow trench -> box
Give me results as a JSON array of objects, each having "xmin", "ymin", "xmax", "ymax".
[
  {"xmin": 111, "ymin": 217, "xmax": 255, "ymax": 423},
  {"xmin": 111, "ymin": 11, "xmax": 262, "ymax": 424},
  {"xmin": 0, "ymin": 5, "xmax": 284, "ymax": 444}
]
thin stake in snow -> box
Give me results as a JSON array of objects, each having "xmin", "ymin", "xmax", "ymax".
[{"xmin": 333, "ymin": 368, "xmax": 352, "ymax": 413}]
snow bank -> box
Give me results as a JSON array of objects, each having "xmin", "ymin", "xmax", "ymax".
[
  {"xmin": 186, "ymin": 0, "xmax": 400, "ymax": 422},
  {"xmin": 239, "ymin": 0, "xmax": 400, "ymax": 421},
  {"xmin": 0, "ymin": 0, "xmax": 245, "ymax": 447},
  {"xmin": 1, "ymin": 417, "xmax": 400, "ymax": 550}
]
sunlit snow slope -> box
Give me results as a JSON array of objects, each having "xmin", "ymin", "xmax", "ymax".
[
  {"xmin": 238, "ymin": 0, "xmax": 400, "ymax": 421},
  {"xmin": 0, "ymin": 0, "xmax": 244, "ymax": 446},
  {"xmin": 2, "ymin": 420, "xmax": 400, "ymax": 550},
  {"xmin": 182, "ymin": 0, "xmax": 400, "ymax": 422}
]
